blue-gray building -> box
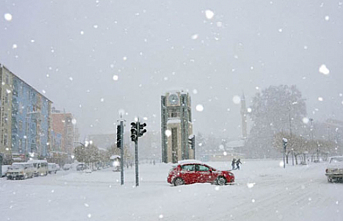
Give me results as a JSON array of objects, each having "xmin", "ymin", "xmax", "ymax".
[{"xmin": 0, "ymin": 64, "xmax": 52, "ymax": 163}]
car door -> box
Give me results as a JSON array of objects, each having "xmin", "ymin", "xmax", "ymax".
[
  {"xmin": 180, "ymin": 164, "xmax": 196, "ymax": 184},
  {"xmin": 196, "ymin": 164, "xmax": 213, "ymax": 183}
]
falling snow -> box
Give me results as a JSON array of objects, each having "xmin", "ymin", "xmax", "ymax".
[
  {"xmin": 205, "ymin": 10, "xmax": 214, "ymax": 19},
  {"xmin": 191, "ymin": 34, "xmax": 198, "ymax": 40},
  {"xmin": 4, "ymin": 13, "xmax": 12, "ymax": 21},
  {"xmin": 319, "ymin": 64, "xmax": 330, "ymax": 75},
  {"xmin": 196, "ymin": 104, "xmax": 204, "ymax": 112},
  {"xmin": 232, "ymin": 96, "xmax": 241, "ymax": 104}
]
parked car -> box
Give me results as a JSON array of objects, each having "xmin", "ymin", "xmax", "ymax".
[
  {"xmin": 76, "ymin": 163, "xmax": 88, "ymax": 171},
  {"xmin": 27, "ymin": 160, "xmax": 48, "ymax": 176},
  {"xmin": 7, "ymin": 163, "xmax": 35, "ymax": 180},
  {"xmin": 2, "ymin": 165, "xmax": 10, "ymax": 177},
  {"xmin": 167, "ymin": 160, "xmax": 235, "ymax": 186},
  {"xmin": 325, "ymin": 156, "xmax": 343, "ymax": 183},
  {"xmin": 48, "ymin": 163, "xmax": 58, "ymax": 174},
  {"xmin": 63, "ymin": 164, "xmax": 72, "ymax": 170}
]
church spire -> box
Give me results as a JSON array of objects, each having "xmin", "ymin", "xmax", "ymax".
[{"xmin": 240, "ymin": 92, "xmax": 248, "ymax": 138}]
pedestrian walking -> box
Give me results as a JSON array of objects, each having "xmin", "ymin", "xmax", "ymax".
[
  {"xmin": 231, "ymin": 158, "xmax": 236, "ymax": 170},
  {"xmin": 236, "ymin": 158, "xmax": 242, "ymax": 170}
]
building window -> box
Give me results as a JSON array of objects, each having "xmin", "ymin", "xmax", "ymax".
[
  {"xmin": 169, "ymin": 111, "xmax": 179, "ymax": 118},
  {"xmin": 19, "ymin": 120, "xmax": 23, "ymax": 131},
  {"xmin": 4, "ymin": 134, "xmax": 8, "ymax": 146},
  {"xmin": 4, "ymin": 113, "xmax": 8, "ymax": 124}
]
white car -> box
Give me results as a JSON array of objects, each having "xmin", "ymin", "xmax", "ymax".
[
  {"xmin": 7, "ymin": 163, "xmax": 35, "ymax": 180},
  {"xmin": 48, "ymin": 163, "xmax": 58, "ymax": 174},
  {"xmin": 325, "ymin": 156, "xmax": 343, "ymax": 183},
  {"xmin": 63, "ymin": 164, "xmax": 72, "ymax": 170}
]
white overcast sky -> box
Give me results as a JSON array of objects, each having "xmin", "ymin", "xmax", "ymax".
[{"xmin": 0, "ymin": 0, "xmax": 342, "ymax": 140}]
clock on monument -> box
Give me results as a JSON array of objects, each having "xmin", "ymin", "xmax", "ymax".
[{"xmin": 168, "ymin": 94, "xmax": 179, "ymax": 105}]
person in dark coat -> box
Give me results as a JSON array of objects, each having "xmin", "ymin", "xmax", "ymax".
[
  {"xmin": 236, "ymin": 158, "xmax": 242, "ymax": 170},
  {"xmin": 231, "ymin": 158, "xmax": 236, "ymax": 170}
]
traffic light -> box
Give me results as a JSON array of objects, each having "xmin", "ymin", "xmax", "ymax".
[
  {"xmin": 188, "ymin": 135, "xmax": 195, "ymax": 149},
  {"xmin": 131, "ymin": 122, "xmax": 138, "ymax": 142},
  {"xmin": 116, "ymin": 124, "xmax": 122, "ymax": 148},
  {"xmin": 282, "ymin": 138, "xmax": 288, "ymax": 151},
  {"xmin": 138, "ymin": 123, "xmax": 147, "ymax": 137}
]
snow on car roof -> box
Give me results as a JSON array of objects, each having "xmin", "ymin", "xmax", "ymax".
[
  {"xmin": 110, "ymin": 155, "xmax": 120, "ymax": 160},
  {"xmin": 329, "ymin": 156, "xmax": 343, "ymax": 159},
  {"xmin": 178, "ymin": 160, "xmax": 203, "ymax": 165},
  {"xmin": 27, "ymin": 160, "xmax": 48, "ymax": 163}
]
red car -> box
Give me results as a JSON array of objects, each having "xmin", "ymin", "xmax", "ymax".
[{"xmin": 167, "ymin": 161, "xmax": 235, "ymax": 186}]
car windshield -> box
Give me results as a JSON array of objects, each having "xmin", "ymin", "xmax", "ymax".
[
  {"xmin": 330, "ymin": 157, "xmax": 343, "ymax": 164},
  {"xmin": 11, "ymin": 164, "xmax": 25, "ymax": 169}
]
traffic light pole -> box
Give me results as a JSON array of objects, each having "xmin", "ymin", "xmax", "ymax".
[
  {"xmin": 135, "ymin": 122, "xmax": 139, "ymax": 187},
  {"xmin": 120, "ymin": 120, "xmax": 124, "ymax": 185},
  {"xmin": 130, "ymin": 120, "xmax": 146, "ymax": 187},
  {"xmin": 282, "ymin": 138, "xmax": 288, "ymax": 169}
]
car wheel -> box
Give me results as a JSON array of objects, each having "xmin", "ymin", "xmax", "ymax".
[
  {"xmin": 216, "ymin": 176, "xmax": 227, "ymax": 185},
  {"xmin": 174, "ymin": 177, "xmax": 184, "ymax": 186},
  {"xmin": 327, "ymin": 177, "xmax": 333, "ymax": 183}
]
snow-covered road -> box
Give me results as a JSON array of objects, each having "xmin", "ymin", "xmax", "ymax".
[{"xmin": 1, "ymin": 160, "xmax": 342, "ymax": 221}]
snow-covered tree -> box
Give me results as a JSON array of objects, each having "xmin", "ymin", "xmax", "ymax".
[{"xmin": 246, "ymin": 85, "xmax": 307, "ymax": 158}]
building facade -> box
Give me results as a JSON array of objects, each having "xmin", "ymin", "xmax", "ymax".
[
  {"xmin": 51, "ymin": 109, "xmax": 78, "ymax": 159},
  {"xmin": 161, "ymin": 91, "xmax": 194, "ymax": 163},
  {"xmin": 0, "ymin": 64, "xmax": 52, "ymax": 163}
]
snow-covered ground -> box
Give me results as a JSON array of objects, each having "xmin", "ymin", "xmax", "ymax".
[{"xmin": 0, "ymin": 160, "xmax": 342, "ymax": 221}]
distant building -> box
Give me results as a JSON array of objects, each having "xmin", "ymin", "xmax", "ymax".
[
  {"xmin": 200, "ymin": 140, "xmax": 245, "ymax": 162},
  {"xmin": 161, "ymin": 91, "xmax": 194, "ymax": 163},
  {"xmin": 0, "ymin": 64, "xmax": 52, "ymax": 163},
  {"xmin": 51, "ymin": 109, "xmax": 78, "ymax": 158},
  {"xmin": 319, "ymin": 119, "xmax": 343, "ymax": 155}
]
